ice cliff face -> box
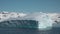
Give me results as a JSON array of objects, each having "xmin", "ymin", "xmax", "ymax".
[{"xmin": 0, "ymin": 20, "xmax": 38, "ymax": 28}]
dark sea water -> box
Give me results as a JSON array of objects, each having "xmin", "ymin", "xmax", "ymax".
[{"xmin": 0, "ymin": 27, "xmax": 60, "ymax": 34}]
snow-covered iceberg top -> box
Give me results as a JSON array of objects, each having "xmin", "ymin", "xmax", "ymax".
[{"xmin": 0, "ymin": 12, "xmax": 27, "ymax": 22}]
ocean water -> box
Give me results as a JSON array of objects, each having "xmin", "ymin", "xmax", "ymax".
[{"xmin": 0, "ymin": 27, "xmax": 60, "ymax": 34}]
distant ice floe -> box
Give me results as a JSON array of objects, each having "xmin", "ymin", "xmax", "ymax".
[{"xmin": 0, "ymin": 11, "xmax": 60, "ymax": 30}]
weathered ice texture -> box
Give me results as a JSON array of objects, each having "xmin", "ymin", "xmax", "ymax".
[{"xmin": 0, "ymin": 20, "xmax": 38, "ymax": 28}]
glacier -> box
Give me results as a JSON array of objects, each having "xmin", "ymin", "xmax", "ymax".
[{"xmin": 0, "ymin": 11, "xmax": 60, "ymax": 30}]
